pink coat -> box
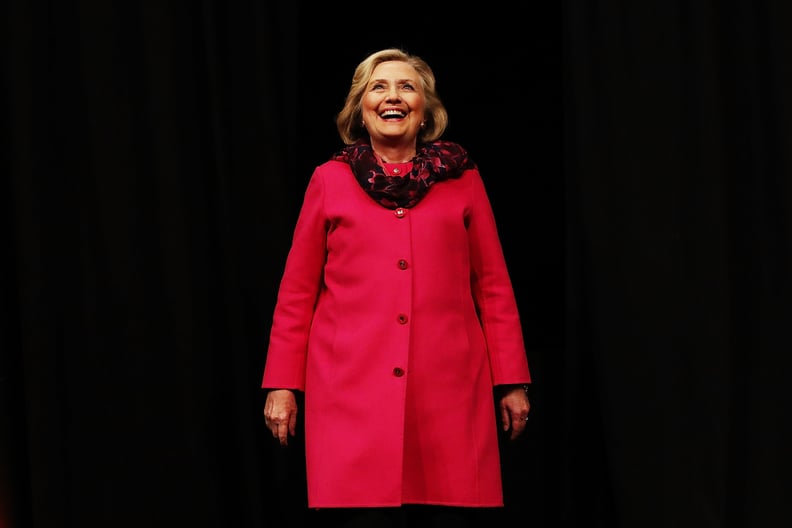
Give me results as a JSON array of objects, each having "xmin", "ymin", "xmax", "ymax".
[{"xmin": 262, "ymin": 160, "xmax": 531, "ymax": 508}]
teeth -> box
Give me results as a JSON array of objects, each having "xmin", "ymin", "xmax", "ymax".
[{"xmin": 381, "ymin": 110, "xmax": 405, "ymax": 118}]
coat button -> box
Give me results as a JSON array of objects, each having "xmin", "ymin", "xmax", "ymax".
[
  {"xmin": 397, "ymin": 259, "xmax": 408, "ymax": 270},
  {"xmin": 394, "ymin": 207, "xmax": 406, "ymax": 218},
  {"xmin": 393, "ymin": 367, "xmax": 405, "ymax": 377},
  {"xmin": 397, "ymin": 313, "xmax": 408, "ymax": 324}
]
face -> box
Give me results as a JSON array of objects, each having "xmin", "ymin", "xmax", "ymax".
[{"xmin": 361, "ymin": 61, "xmax": 426, "ymax": 148}]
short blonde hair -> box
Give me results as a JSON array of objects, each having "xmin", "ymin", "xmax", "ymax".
[{"xmin": 336, "ymin": 48, "xmax": 449, "ymax": 145}]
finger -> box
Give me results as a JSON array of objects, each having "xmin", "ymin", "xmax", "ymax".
[
  {"xmin": 277, "ymin": 423, "xmax": 289, "ymax": 446},
  {"xmin": 500, "ymin": 406, "xmax": 511, "ymax": 431}
]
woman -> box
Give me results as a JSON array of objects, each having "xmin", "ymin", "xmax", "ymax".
[{"xmin": 262, "ymin": 48, "xmax": 532, "ymax": 527}]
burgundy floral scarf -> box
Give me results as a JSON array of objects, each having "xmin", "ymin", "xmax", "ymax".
[{"xmin": 332, "ymin": 140, "xmax": 476, "ymax": 209}]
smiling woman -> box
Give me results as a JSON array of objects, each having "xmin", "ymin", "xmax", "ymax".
[{"xmin": 261, "ymin": 47, "xmax": 532, "ymax": 528}]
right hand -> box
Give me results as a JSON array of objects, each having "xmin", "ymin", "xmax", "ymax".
[{"xmin": 263, "ymin": 389, "xmax": 298, "ymax": 446}]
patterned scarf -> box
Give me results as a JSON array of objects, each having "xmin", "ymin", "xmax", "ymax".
[{"xmin": 332, "ymin": 139, "xmax": 476, "ymax": 209}]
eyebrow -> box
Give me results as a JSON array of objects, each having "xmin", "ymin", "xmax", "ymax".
[{"xmin": 369, "ymin": 78, "xmax": 417, "ymax": 84}]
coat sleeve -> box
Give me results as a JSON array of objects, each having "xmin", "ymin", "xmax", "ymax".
[
  {"xmin": 466, "ymin": 169, "xmax": 532, "ymax": 385},
  {"xmin": 261, "ymin": 169, "xmax": 328, "ymax": 391}
]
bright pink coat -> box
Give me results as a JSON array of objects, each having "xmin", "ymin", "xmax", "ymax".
[{"xmin": 261, "ymin": 160, "xmax": 531, "ymax": 508}]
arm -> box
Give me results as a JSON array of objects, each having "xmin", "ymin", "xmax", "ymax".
[
  {"xmin": 262, "ymin": 169, "xmax": 328, "ymax": 390},
  {"xmin": 466, "ymin": 170, "xmax": 532, "ymax": 438},
  {"xmin": 261, "ymin": 170, "xmax": 328, "ymax": 443}
]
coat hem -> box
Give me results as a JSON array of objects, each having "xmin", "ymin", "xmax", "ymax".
[{"xmin": 308, "ymin": 500, "xmax": 505, "ymax": 509}]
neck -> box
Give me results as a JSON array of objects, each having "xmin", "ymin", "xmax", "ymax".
[{"xmin": 371, "ymin": 142, "xmax": 416, "ymax": 164}]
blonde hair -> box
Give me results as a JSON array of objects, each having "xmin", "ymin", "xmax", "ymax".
[{"xmin": 336, "ymin": 48, "xmax": 449, "ymax": 145}]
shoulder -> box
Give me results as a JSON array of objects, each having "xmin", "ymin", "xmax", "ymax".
[
  {"xmin": 304, "ymin": 160, "xmax": 357, "ymax": 200},
  {"xmin": 459, "ymin": 166, "xmax": 484, "ymax": 187},
  {"xmin": 313, "ymin": 159, "xmax": 352, "ymax": 177}
]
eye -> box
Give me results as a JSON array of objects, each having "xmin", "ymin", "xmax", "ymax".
[
  {"xmin": 402, "ymin": 82, "xmax": 416, "ymax": 91},
  {"xmin": 370, "ymin": 82, "xmax": 386, "ymax": 91}
]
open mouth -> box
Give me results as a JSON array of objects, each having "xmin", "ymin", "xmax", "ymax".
[{"xmin": 380, "ymin": 110, "xmax": 406, "ymax": 120}]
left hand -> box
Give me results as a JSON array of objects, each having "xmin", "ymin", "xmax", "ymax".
[{"xmin": 498, "ymin": 385, "xmax": 531, "ymax": 440}]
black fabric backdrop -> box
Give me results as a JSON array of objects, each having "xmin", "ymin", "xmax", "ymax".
[{"xmin": 2, "ymin": 1, "xmax": 790, "ymax": 527}]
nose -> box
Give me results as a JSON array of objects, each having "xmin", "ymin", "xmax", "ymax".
[{"xmin": 385, "ymin": 86, "xmax": 401, "ymax": 102}]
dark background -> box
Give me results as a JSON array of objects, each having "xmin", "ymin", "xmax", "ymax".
[{"xmin": 2, "ymin": 1, "xmax": 790, "ymax": 527}]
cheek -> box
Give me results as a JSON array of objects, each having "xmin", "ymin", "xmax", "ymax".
[
  {"xmin": 361, "ymin": 94, "xmax": 380, "ymax": 112},
  {"xmin": 406, "ymin": 95, "xmax": 426, "ymax": 114}
]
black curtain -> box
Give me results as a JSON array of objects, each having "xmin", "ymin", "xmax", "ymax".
[
  {"xmin": 3, "ymin": 2, "xmax": 301, "ymax": 526},
  {"xmin": 564, "ymin": 1, "xmax": 792, "ymax": 527},
  {"xmin": 4, "ymin": 1, "xmax": 789, "ymax": 528}
]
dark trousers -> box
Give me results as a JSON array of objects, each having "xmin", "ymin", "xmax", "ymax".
[{"xmin": 308, "ymin": 505, "xmax": 499, "ymax": 528}]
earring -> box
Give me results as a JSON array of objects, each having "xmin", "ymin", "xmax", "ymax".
[
  {"xmin": 361, "ymin": 120, "xmax": 366, "ymax": 127},
  {"xmin": 420, "ymin": 121, "xmax": 426, "ymax": 128}
]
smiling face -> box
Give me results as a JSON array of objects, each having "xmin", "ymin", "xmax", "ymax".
[{"xmin": 361, "ymin": 60, "xmax": 426, "ymax": 156}]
